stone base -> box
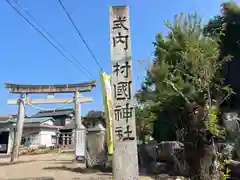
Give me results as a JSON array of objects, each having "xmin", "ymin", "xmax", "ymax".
[{"xmin": 105, "ymin": 154, "xmax": 112, "ymax": 168}]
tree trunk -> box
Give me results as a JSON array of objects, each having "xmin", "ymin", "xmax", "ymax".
[{"xmin": 184, "ymin": 129, "xmax": 217, "ymax": 180}]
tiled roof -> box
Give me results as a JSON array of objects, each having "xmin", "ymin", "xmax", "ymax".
[
  {"xmin": 0, "ymin": 114, "xmax": 17, "ymax": 121},
  {"xmin": 0, "ymin": 117, "xmax": 10, "ymax": 122},
  {"xmin": 30, "ymin": 109, "xmax": 74, "ymax": 118},
  {"xmin": 6, "ymin": 117, "xmax": 54, "ymax": 124}
]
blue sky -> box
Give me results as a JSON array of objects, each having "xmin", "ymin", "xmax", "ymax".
[{"xmin": 0, "ymin": 0, "xmax": 228, "ymax": 116}]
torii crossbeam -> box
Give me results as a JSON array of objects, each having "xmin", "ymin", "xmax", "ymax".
[
  {"xmin": 4, "ymin": 81, "xmax": 96, "ymax": 163},
  {"xmin": 4, "ymin": 81, "xmax": 96, "ymax": 93}
]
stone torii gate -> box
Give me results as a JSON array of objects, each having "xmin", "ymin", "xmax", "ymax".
[{"xmin": 4, "ymin": 81, "xmax": 96, "ymax": 163}]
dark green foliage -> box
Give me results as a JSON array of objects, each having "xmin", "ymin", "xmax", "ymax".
[
  {"xmin": 135, "ymin": 106, "xmax": 153, "ymax": 140},
  {"xmin": 85, "ymin": 110, "xmax": 104, "ymax": 118},
  {"xmin": 205, "ymin": 2, "xmax": 240, "ymax": 109},
  {"xmin": 134, "ymin": 2, "xmax": 240, "ymax": 179},
  {"xmin": 152, "ymin": 110, "xmax": 180, "ymax": 141},
  {"xmin": 136, "ymin": 12, "xmax": 227, "ymax": 141}
]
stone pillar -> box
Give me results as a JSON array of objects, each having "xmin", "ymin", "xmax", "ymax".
[
  {"xmin": 86, "ymin": 122, "xmax": 107, "ymax": 168},
  {"xmin": 11, "ymin": 94, "xmax": 26, "ymax": 162},
  {"xmin": 7, "ymin": 128, "xmax": 14, "ymax": 155},
  {"xmin": 74, "ymin": 91, "xmax": 87, "ymax": 165}
]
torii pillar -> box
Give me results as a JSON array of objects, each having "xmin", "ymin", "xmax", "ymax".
[{"xmin": 4, "ymin": 81, "xmax": 96, "ymax": 163}]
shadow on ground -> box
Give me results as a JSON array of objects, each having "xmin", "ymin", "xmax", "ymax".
[
  {"xmin": 43, "ymin": 165, "xmax": 112, "ymax": 174},
  {"xmin": 51, "ymin": 161, "xmax": 73, "ymax": 165},
  {"xmin": 43, "ymin": 166, "xmax": 182, "ymax": 179}
]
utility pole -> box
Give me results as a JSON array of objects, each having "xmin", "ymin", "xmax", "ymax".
[
  {"xmin": 109, "ymin": 6, "xmax": 139, "ymax": 180},
  {"xmin": 10, "ymin": 93, "xmax": 26, "ymax": 162}
]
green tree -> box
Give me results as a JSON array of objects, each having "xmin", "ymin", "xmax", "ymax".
[
  {"xmin": 205, "ymin": 2, "xmax": 240, "ymax": 110},
  {"xmin": 136, "ymin": 12, "xmax": 231, "ymax": 179},
  {"xmin": 135, "ymin": 106, "xmax": 153, "ymax": 142},
  {"xmin": 85, "ymin": 110, "xmax": 104, "ymax": 118}
]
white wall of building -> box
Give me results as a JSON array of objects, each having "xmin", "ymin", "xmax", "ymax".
[
  {"xmin": 7, "ymin": 127, "xmax": 58, "ymax": 153},
  {"xmin": 21, "ymin": 127, "xmax": 41, "ymax": 148},
  {"xmin": 6, "ymin": 129, "xmax": 58, "ymax": 154},
  {"xmin": 42, "ymin": 120, "xmax": 54, "ymax": 126},
  {"xmin": 7, "ymin": 128, "xmax": 40, "ymax": 153},
  {"xmin": 39, "ymin": 128, "xmax": 57, "ymax": 147},
  {"xmin": 1, "ymin": 119, "xmax": 59, "ymax": 154},
  {"xmin": 65, "ymin": 117, "xmax": 72, "ymax": 125}
]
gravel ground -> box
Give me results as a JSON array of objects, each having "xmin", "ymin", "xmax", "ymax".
[
  {"xmin": 0, "ymin": 153, "xmax": 113, "ymax": 180},
  {"xmin": 0, "ymin": 153, "xmax": 183, "ymax": 180}
]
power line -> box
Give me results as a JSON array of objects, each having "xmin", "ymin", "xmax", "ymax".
[
  {"xmin": 58, "ymin": 0, "xmax": 103, "ymax": 71},
  {"xmin": 12, "ymin": 0, "xmax": 96, "ymax": 80},
  {"xmin": 5, "ymin": 0, "xmax": 94, "ymax": 80}
]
